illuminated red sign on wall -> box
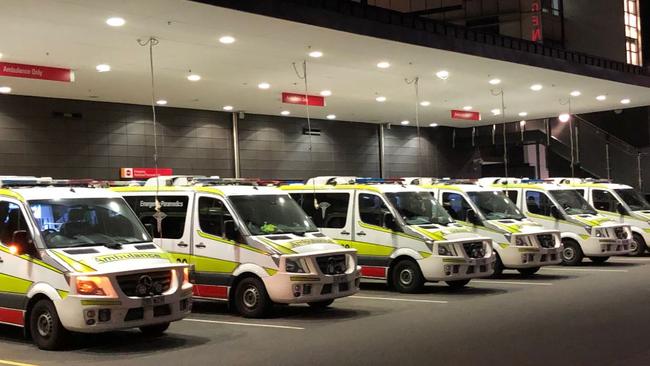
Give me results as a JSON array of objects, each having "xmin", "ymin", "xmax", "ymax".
[
  {"xmin": 282, "ymin": 92, "xmax": 325, "ymax": 107},
  {"xmin": 531, "ymin": 0, "xmax": 543, "ymax": 42},
  {"xmin": 0, "ymin": 62, "xmax": 74, "ymax": 82},
  {"xmin": 451, "ymin": 110, "xmax": 481, "ymax": 121},
  {"xmin": 120, "ymin": 168, "xmax": 173, "ymax": 179}
]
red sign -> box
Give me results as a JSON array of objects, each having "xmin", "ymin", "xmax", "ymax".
[
  {"xmin": 451, "ymin": 110, "xmax": 481, "ymax": 121},
  {"xmin": 282, "ymin": 92, "xmax": 325, "ymax": 107},
  {"xmin": 531, "ymin": 0, "xmax": 543, "ymax": 42},
  {"xmin": 120, "ymin": 168, "xmax": 173, "ymax": 179},
  {"xmin": 0, "ymin": 62, "xmax": 74, "ymax": 82}
]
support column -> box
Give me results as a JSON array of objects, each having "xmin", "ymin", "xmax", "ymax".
[
  {"xmin": 378, "ymin": 124, "xmax": 386, "ymax": 178},
  {"xmin": 232, "ymin": 112, "xmax": 240, "ymax": 178}
]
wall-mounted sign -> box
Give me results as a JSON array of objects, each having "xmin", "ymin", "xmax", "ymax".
[
  {"xmin": 120, "ymin": 167, "xmax": 173, "ymax": 179},
  {"xmin": 282, "ymin": 92, "xmax": 325, "ymax": 107},
  {"xmin": 531, "ymin": 0, "xmax": 543, "ymax": 42},
  {"xmin": 0, "ymin": 62, "xmax": 74, "ymax": 82},
  {"xmin": 451, "ymin": 110, "xmax": 481, "ymax": 121}
]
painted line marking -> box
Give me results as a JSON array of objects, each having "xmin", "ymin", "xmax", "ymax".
[
  {"xmin": 610, "ymin": 257, "xmax": 650, "ymax": 262},
  {"xmin": 541, "ymin": 267, "xmax": 628, "ymax": 273},
  {"xmin": 349, "ymin": 295, "xmax": 448, "ymax": 304},
  {"xmin": 472, "ymin": 280, "xmax": 553, "ymax": 286},
  {"xmin": 183, "ymin": 318, "xmax": 304, "ymax": 330},
  {"xmin": 0, "ymin": 360, "xmax": 39, "ymax": 366}
]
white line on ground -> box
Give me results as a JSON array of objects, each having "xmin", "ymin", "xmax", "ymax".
[
  {"xmin": 609, "ymin": 257, "xmax": 650, "ymax": 261},
  {"xmin": 183, "ymin": 318, "xmax": 304, "ymax": 330},
  {"xmin": 349, "ymin": 295, "xmax": 448, "ymax": 304},
  {"xmin": 0, "ymin": 360, "xmax": 39, "ymax": 366},
  {"xmin": 541, "ymin": 267, "xmax": 628, "ymax": 273},
  {"xmin": 472, "ymin": 280, "xmax": 553, "ymax": 286}
]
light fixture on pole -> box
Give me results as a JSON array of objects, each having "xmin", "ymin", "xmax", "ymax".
[{"xmin": 559, "ymin": 96, "xmax": 575, "ymax": 176}]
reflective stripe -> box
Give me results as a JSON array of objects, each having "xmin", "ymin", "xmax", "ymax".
[
  {"xmin": 51, "ymin": 251, "xmax": 96, "ymax": 273},
  {"xmin": 335, "ymin": 239, "xmax": 394, "ymax": 256},
  {"xmin": 258, "ymin": 238, "xmax": 295, "ymax": 254},
  {"xmin": 175, "ymin": 253, "xmax": 239, "ymax": 274},
  {"xmin": 0, "ymin": 189, "xmax": 25, "ymax": 202},
  {"xmin": 358, "ymin": 221, "xmax": 423, "ymax": 241},
  {"xmin": 0, "ymin": 273, "xmax": 32, "ymax": 294},
  {"xmin": 197, "ymin": 230, "xmax": 270, "ymax": 255},
  {"xmin": 0, "ymin": 307, "xmax": 24, "ymax": 326},
  {"xmin": 80, "ymin": 300, "xmax": 122, "ymax": 306},
  {"xmin": 0, "ymin": 244, "xmax": 63, "ymax": 274}
]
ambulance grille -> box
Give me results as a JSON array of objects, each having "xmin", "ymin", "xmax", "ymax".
[
  {"xmin": 614, "ymin": 227, "xmax": 628, "ymax": 239},
  {"xmin": 316, "ymin": 255, "xmax": 347, "ymax": 275},
  {"xmin": 463, "ymin": 242, "xmax": 486, "ymax": 259},
  {"xmin": 117, "ymin": 271, "xmax": 172, "ymax": 297},
  {"xmin": 537, "ymin": 234, "xmax": 555, "ymax": 248}
]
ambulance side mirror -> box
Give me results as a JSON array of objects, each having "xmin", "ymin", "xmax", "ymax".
[
  {"xmin": 550, "ymin": 206, "xmax": 563, "ymax": 220},
  {"xmin": 224, "ymin": 220, "xmax": 238, "ymax": 241},
  {"xmin": 144, "ymin": 223, "xmax": 155, "ymax": 237},
  {"xmin": 616, "ymin": 203, "xmax": 628, "ymax": 216},
  {"xmin": 10, "ymin": 230, "xmax": 30, "ymax": 256},
  {"xmin": 466, "ymin": 209, "xmax": 481, "ymax": 226},
  {"xmin": 383, "ymin": 212, "xmax": 401, "ymax": 232}
]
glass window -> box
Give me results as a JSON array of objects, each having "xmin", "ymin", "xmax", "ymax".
[
  {"xmin": 615, "ymin": 188, "xmax": 650, "ymax": 211},
  {"xmin": 0, "ymin": 202, "xmax": 31, "ymax": 245},
  {"xmin": 385, "ymin": 191, "xmax": 453, "ymax": 226},
  {"xmin": 30, "ymin": 198, "xmax": 151, "ymax": 248},
  {"xmin": 468, "ymin": 191, "xmax": 525, "ymax": 220},
  {"xmin": 358, "ymin": 193, "xmax": 392, "ymax": 226},
  {"xmin": 525, "ymin": 191, "xmax": 555, "ymax": 216},
  {"xmin": 123, "ymin": 196, "xmax": 189, "ymax": 239},
  {"xmin": 198, "ymin": 197, "xmax": 234, "ymax": 237},
  {"xmin": 592, "ymin": 190, "xmax": 618, "ymax": 212},
  {"xmin": 506, "ymin": 190, "xmax": 518, "ymax": 204},
  {"xmin": 625, "ymin": 0, "xmax": 642, "ymax": 65},
  {"xmin": 291, "ymin": 193, "xmax": 350, "ymax": 229},
  {"xmin": 549, "ymin": 190, "xmax": 597, "ymax": 215},
  {"xmin": 441, "ymin": 192, "xmax": 473, "ymax": 221},
  {"xmin": 229, "ymin": 195, "xmax": 318, "ymax": 235}
]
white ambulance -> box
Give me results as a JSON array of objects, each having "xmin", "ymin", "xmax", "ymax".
[
  {"xmin": 113, "ymin": 177, "xmax": 360, "ymax": 318},
  {"xmin": 553, "ymin": 178, "xmax": 650, "ymax": 256},
  {"xmin": 281, "ymin": 177, "xmax": 495, "ymax": 293},
  {"xmin": 480, "ymin": 178, "xmax": 633, "ymax": 265},
  {"xmin": 0, "ymin": 177, "xmax": 192, "ymax": 350},
  {"xmin": 412, "ymin": 178, "xmax": 563, "ymax": 275}
]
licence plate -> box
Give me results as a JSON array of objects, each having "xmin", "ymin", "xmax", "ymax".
[
  {"xmin": 142, "ymin": 296, "xmax": 165, "ymax": 306},
  {"xmin": 333, "ymin": 275, "xmax": 346, "ymax": 284},
  {"xmin": 616, "ymin": 239, "xmax": 624, "ymax": 245}
]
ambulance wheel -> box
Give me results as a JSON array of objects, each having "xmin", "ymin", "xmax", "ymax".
[
  {"xmin": 492, "ymin": 254, "xmax": 504, "ymax": 276},
  {"xmin": 561, "ymin": 239, "xmax": 583, "ymax": 266},
  {"xmin": 390, "ymin": 259, "xmax": 424, "ymax": 293},
  {"xmin": 139, "ymin": 322, "xmax": 170, "ymax": 336},
  {"xmin": 517, "ymin": 267, "xmax": 540, "ymax": 276},
  {"xmin": 234, "ymin": 277, "xmax": 272, "ymax": 318},
  {"xmin": 308, "ymin": 299, "xmax": 334, "ymax": 309},
  {"xmin": 30, "ymin": 299, "xmax": 69, "ymax": 350},
  {"xmin": 589, "ymin": 256, "xmax": 609, "ymax": 264},
  {"xmin": 445, "ymin": 279, "xmax": 470, "ymax": 289},
  {"xmin": 629, "ymin": 233, "xmax": 646, "ymax": 256}
]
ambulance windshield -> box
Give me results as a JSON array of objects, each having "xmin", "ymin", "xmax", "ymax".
[
  {"xmin": 29, "ymin": 198, "xmax": 151, "ymax": 249},
  {"xmin": 550, "ymin": 190, "xmax": 597, "ymax": 215},
  {"xmin": 615, "ymin": 189, "xmax": 650, "ymax": 211},
  {"xmin": 468, "ymin": 191, "xmax": 526, "ymax": 220},
  {"xmin": 230, "ymin": 194, "xmax": 319, "ymax": 236},
  {"xmin": 385, "ymin": 191, "xmax": 453, "ymax": 226}
]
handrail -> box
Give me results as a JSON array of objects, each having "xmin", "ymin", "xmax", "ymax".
[{"xmin": 573, "ymin": 114, "xmax": 644, "ymax": 156}]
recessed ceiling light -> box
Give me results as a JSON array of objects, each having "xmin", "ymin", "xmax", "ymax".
[
  {"xmin": 376, "ymin": 96, "xmax": 387, "ymax": 102},
  {"xmin": 596, "ymin": 95, "xmax": 607, "ymax": 101},
  {"xmin": 559, "ymin": 113, "xmax": 571, "ymax": 122},
  {"xmin": 489, "ymin": 78, "xmax": 501, "ymax": 85},
  {"xmin": 377, "ymin": 61, "xmax": 390, "ymax": 69},
  {"xmin": 223, "ymin": 105, "xmax": 234, "ymax": 111},
  {"xmin": 570, "ymin": 90, "xmax": 581, "ymax": 97},
  {"xmin": 0, "ymin": 86, "xmax": 11, "ymax": 94},
  {"xmin": 258, "ymin": 82, "xmax": 270, "ymax": 89},
  {"xmin": 106, "ymin": 17, "xmax": 125, "ymax": 27},
  {"xmin": 308, "ymin": 50, "xmax": 323, "ymax": 58},
  {"xmin": 320, "ymin": 90, "xmax": 332, "ymax": 96},
  {"xmin": 621, "ymin": 98, "xmax": 631, "ymax": 104},
  {"xmin": 219, "ymin": 35, "xmax": 235, "ymax": 44},
  {"xmin": 429, "ymin": 123, "xmax": 438, "ymax": 127},
  {"xmin": 401, "ymin": 120, "xmax": 410, "ymax": 125},
  {"xmin": 436, "ymin": 70, "xmax": 450, "ymax": 80},
  {"xmin": 518, "ymin": 112, "xmax": 528, "ymax": 117},
  {"xmin": 420, "ymin": 101, "xmax": 431, "ymax": 107},
  {"xmin": 0, "ymin": 53, "xmax": 3, "ymax": 59},
  {"xmin": 156, "ymin": 100, "xmax": 168, "ymax": 105},
  {"xmin": 326, "ymin": 114, "xmax": 336, "ymax": 120},
  {"xmin": 463, "ymin": 106, "xmax": 473, "ymax": 111},
  {"xmin": 187, "ymin": 74, "xmax": 201, "ymax": 81},
  {"xmin": 491, "ymin": 109, "xmax": 501, "ymax": 116},
  {"xmin": 96, "ymin": 64, "xmax": 111, "ymax": 72},
  {"xmin": 281, "ymin": 110, "xmax": 290, "ymax": 116},
  {"xmin": 530, "ymin": 84, "xmax": 543, "ymax": 91}
]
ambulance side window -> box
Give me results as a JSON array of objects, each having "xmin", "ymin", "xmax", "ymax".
[
  {"xmin": 0, "ymin": 201, "xmax": 32, "ymax": 245},
  {"xmin": 198, "ymin": 197, "xmax": 233, "ymax": 237},
  {"xmin": 441, "ymin": 193, "xmax": 472, "ymax": 221},
  {"xmin": 525, "ymin": 191, "xmax": 553, "ymax": 216},
  {"xmin": 592, "ymin": 189, "xmax": 617, "ymax": 212},
  {"xmin": 291, "ymin": 193, "xmax": 350, "ymax": 229},
  {"xmin": 506, "ymin": 190, "xmax": 518, "ymax": 205},
  {"xmin": 358, "ymin": 193, "xmax": 390, "ymax": 226},
  {"xmin": 123, "ymin": 196, "xmax": 189, "ymax": 239}
]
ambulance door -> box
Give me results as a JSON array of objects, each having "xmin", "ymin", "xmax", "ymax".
[
  {"xmin": 439, "ymin": 190, "xmax": 479, "ymax": 230},
  {"xmin": 290, "ymin": 191, "xmax": 354, "ymax": 246},
  {"xmin": 523, "ymin": 190, "xmax": 561, "ymax": 230}
]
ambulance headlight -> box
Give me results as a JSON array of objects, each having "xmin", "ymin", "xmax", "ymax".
[
  {"xmin": 285, "ymin": 258, "xmax": 307, "ymax": 273},
  {"xmin": 515, "ymin": 237, "xmax": 525, "ymax": 246},
  {"xmin": 182, "ymin": 267, "xmax": 191, "ymax": 285},
  {"xmin": 74, "ymin": 276, "xmax": 116, "ymax": 297},
  {"xmin": 584, "ymin": 226, "xmax": 592, "ymax": 235},
  {"xmin": 437, "ymin": 244, "xmax": 455, "ymax": 256}
]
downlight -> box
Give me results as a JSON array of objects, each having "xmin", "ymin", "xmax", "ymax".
[
  {"xmin": 106, "ymin": 17, "xmax": 125, "ymax": 27},
  {"xmin": 219, "ymin": 36, "xmax": 235, "ymax": 44},
  {"xmin": 559, "ymin": 113, "xmax": 571, "ymax": 123}
]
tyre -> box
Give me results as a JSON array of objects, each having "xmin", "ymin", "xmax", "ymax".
[
  {"xmin": 589, "ymin": 256, "xmax": 609, "ymax": 264},
  {"xmin": 29, "ymin": 299, "xmax": 69, "ymax": 350},
  {"xmin": 492, "ymin": 253, "xmax": 504, "ymax": 276},
  {"xmin": 390, "ymin": 259, "xmax": 424, "ymax": 293},
  {"xmin": 445, "ymin": 279, "xmax": 470, "ymax": 289},
  {"xmin": 629, "ymin": 233, "xmax": 647, "ymax": 257},
  {"xmin": 561, "ymin": 239, "xmax": 584, "ymax": 266},
  {"xmin": 139, "ymin": 322, "xmax": 170, "ymax": 336},
  {"xmin": 517, "ymin": 267, "xmax": 540, "ymax": 276},
  {"xmin": 234, "ymin": 277, "xmax": 272, "ymax": 318},
  {"xmin": 308, "ymin": 299, "xmax": 334, "ymax": 309}
]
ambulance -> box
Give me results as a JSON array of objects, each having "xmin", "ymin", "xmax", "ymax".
[
  {"xmin": 281, "ymin": 177, "xmax": 495, "ymax": 293},
  {"xmin": 480, "ymin": 178, "xmax": 633, "ymax": 265},
  {"xmin": 113, "ymin": 176, "xmax": 360, "ymax": 318},
  {"xmin": 553, "ymin": 178, "xmax": 650, "ymax": 256},
  {"xmin": 410, "ymin": 178, "xmax": 563, "ymax": 275},
  {"xmin": 0, "ymin": 177, "xmax": 192, "ymax": 350}
]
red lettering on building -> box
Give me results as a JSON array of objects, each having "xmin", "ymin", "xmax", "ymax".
[{"xmin": 531, "ymin": 0, "xmax": 542, "ymax": 42}]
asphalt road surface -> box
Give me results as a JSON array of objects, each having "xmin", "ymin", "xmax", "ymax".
[{"xmin": 2, "ymin": 257, "xmax": 650, "ymax": 366}]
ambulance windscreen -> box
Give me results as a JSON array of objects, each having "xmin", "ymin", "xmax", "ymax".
[
  {"xmin": 385, "ymin": 191, "xmax": 453, "ymax": 226},
  {"xmin": 549, "ymin": 190, "xmax": 597, "ymax": 215},
  {"xmin": 468, "ymin": 191, "xmax": 525, "ymax": 221},
  {"xmin": 615, "ymin": 189, "xmax": 650, "ymax": 211},
  {"xmin": 229, "ymin": 195, "xmax": 318, "ymax": 236}
]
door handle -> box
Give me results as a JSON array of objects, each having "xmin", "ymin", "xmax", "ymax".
[
  {"xmin": 177, "ymin": 242, "xmax": 189, "ymax": 248},
  {"xmin": 0, "ymin": 257, "xmax": 3, "ymax": 263},
  {"xmin": 195, "ymin": 243, "xmax": 207, "ymax": 249},
  {"xmin": 340, "ymin": 230, "xmax": 350, "ymax": 235},
  {"xmin": 357, "ymin": 231, "xmax": 367, "ymax": 236}
]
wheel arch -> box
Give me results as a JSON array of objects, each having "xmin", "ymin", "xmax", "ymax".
[{"xmin": 229, "ymin": 265, "xmax": 267, "ymax": 304}]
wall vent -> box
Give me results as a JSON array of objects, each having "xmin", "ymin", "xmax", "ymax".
[
  {"xmin": 52, "ymin": 112, "xmax": 83, "ymax": 119},
  {"xmin": 302, "ymin": 127, "xmax": 321, "ymax": 136}
]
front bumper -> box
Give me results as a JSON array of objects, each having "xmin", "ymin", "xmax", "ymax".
[
  {"xmin": 419, "ymin": 255, "xmax": 495, "ymax": 281},
  {"xmin": 264, "ymin": 266, "xmax": 361, "ymax": 304},
  {"xmin": 497, "ymin": 246, "xmax": 562, "ymax": 268},
  {"xmin": 581, "ymin": 237, "xmax": 633, "ymax": 256}
]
